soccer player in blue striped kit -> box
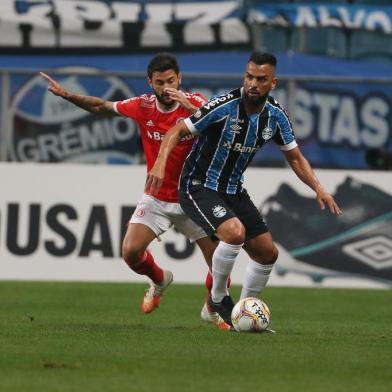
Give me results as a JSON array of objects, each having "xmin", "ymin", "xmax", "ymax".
[{"xmin": 146, "ymin": 52, "xmax": 343, "ymax": 326}]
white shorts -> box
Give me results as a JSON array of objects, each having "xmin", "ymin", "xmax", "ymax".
[{"xmin": 130, "ymin": 193, "xmax": 207, "ymax": 241}]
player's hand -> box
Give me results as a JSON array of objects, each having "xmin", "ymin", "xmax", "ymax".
[
  {"xmin": 316, "ymin": 188, "xmax": 343, "ymax": 215},
  {"xmin": 40, "ymin": 72, "xmax": 68, "ymax": 98},
  {"xmin": 145, "ymin": 164, "xmax": 165, "ymax": 196},
  {"xmin": 164, "ymin": 88, "xmax": 192, "ymax": 110}
]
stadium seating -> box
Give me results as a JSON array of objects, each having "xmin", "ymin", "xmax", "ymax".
[
  {"xmin": 353, "ymin": 0, "xmax": 392, "ymax": 4},
  {"xmin": 256, "ymin": 26, "xmax": 292, "ymax": 53},
  {"xmin": 350, "ymin": 30, "xmax": 392, "ymax": 60},
  {"xmin": 250, "ymin": 0, "xmax": 391, "ymax": 61},
  {"xmin": 292, "ymin": 28, "xmax": 347, "ymax": 57},
  {"xmin": 292, "ymin": 0, "xmax": 348, "ymax": 3}
]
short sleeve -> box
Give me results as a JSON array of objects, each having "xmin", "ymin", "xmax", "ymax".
[
  {"xmin": 185, "ymin": 92, "xmax": 236, "ymax": 135},
  {"xmin": 113, "ymin": 96, "xmax": 139, "ymax": 119},
  {"xmin": 272, "ymin": 105, "xmax": 297, "ymax": 151}
]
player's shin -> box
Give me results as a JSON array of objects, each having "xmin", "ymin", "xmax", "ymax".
[
  {"xmin": 240, "ymin": 259, "xmax": 274, "ymax": 299},
  {"xmin": 211, "ymin": 242, "xmax": 242, "ymax": 302},
  {"xmin": 130, "ymin": 250, "xmax": 164, "ymax": 284}
]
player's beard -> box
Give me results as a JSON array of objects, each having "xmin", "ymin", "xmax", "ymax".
[
  {"xmin": 244, "ymin": 89, "xmax": 268, "ymax": 107},
  {"xmin": 155, "ymin": 87, "xmax": 178, "ymax": 109},
  {"xmin": 155, "ymin": 92, "xmax": 174, "ymax": 107}
]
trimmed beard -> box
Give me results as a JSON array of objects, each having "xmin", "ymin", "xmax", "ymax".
[
  {"xmin": 155, "ymin": 92, "xmax": 175, "ymax": 107},
  {"xmin": 244, "ymin": 91, "xmax": 269, "ymax": 107}
]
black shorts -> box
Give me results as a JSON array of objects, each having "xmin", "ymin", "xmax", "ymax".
[{"xmin": 179, "ymin": 186, "xmax": 268, "ymax": 240}]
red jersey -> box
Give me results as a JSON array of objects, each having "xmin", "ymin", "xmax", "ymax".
[{"xmin": 114, "ymin": 92, "xmax": 206, "ymax": 202}]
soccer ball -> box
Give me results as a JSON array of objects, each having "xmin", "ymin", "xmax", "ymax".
[{"xmin": 231, "ymin": 297, "xmax": 271, "ymax": 332}]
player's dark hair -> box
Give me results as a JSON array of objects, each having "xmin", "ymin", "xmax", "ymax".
[
  {"xmin": 248, "ymin": 52, "xmax": 277, "ymax": 67},
  {"xmin": 147, "ymin": 53, "xmax": 180, "ymax": 78}
]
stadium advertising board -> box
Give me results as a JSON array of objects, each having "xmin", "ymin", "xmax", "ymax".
[
  {"xmin": 0, "ymin": 163, "xmax": 390, "ymax": 289},
  {"xmin": 4, "ymin": 60, "xmax": 391, "ymax": 169},
  {"xmin": 7, "ymin": 69, "xmax": 143, "ymax": 164},
  {"xmin": 249, "ymin": 4, "xmax": 392, "ymax": 34},
  {"xmin": 268, "ymin": 82, "xmax": 392, "ymax": 170},
  {"xmin": 0, "ymin": 0, "xmax": 249, "ymax": 53}
]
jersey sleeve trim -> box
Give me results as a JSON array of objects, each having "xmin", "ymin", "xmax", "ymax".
[
  {"xmin": 184, "ymin": 117, "xmax": 197, "ymax": 134},
  {"xmin": 280, "ymin": 140, "xmax": 297, "ymax": 151},
  {"xmin": 113, "ymin": 101, "xmax": 122, "ymax": 115}
]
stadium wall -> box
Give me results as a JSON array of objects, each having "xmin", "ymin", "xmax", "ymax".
[{"xmin": 0, "ymin": 163, "xmax": 391, "ymax": 289}]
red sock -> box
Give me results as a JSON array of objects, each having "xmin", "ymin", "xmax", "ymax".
[
  {"xmin": 205, "ymin": 270, "xmax": 231, "ymax": 295},
  {"xmin": 205, "ymin": 270, "xmax": 213, "ymax": 293},
  {"xmin": 131, "ymin": 250, "xmax": 164, "ymax": 285}
]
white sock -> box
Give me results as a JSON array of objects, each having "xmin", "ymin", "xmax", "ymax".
[
  {"xmin": 240, "ymin": 259, "xmax": 274, "ymax": 300},
  {"xmin": 211, "ymin": 242, "xmax": 242, "ymax": 303}
]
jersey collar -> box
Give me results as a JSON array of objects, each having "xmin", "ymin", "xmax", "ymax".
[{"xmin": 155, "ymin": 98, "xmax": 180, "ymax": 113}]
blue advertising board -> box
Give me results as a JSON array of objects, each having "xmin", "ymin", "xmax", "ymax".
[{"xmin": 1, "ymin": 51, "xmax": 391, "ymax": 168}]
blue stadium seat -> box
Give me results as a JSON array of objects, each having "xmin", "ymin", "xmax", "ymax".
[
  {"xmin": 292, "ymin": 28, "xmax": 348, "ymax": 57},
  {"xmin": 352, "ymin": 0, "xmax": 392, "ymax": 4},
  {"xmin": 246, "ymin": 1, "xmax": 293, "ymax": 4},
  {"xmin": 350, "ymin": 30, "xmax": 392, "ymax": 60},
  {"xmin": 292, "ymin": 0, "xmax": 348, "ymax": 3},
  {"xmin": 256, "ymin": 26, "xmax": 292, "ymax": 53}
]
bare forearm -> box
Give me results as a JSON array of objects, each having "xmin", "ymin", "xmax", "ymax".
[
  {"xmin": 156, "ymin": 126, "xmax": 183, "ymax": 166},
  {"xmin": 289, "ymin": 156, "xmax": 323, "ymax": 193},
  {"xmin": 63, "ymin": 92, "xmax": 113, "ymax": 115}
]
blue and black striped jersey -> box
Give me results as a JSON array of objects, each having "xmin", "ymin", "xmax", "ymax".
[{"xmin": 180, "ymin": 87, "xmax": 297, "ymax": 195}]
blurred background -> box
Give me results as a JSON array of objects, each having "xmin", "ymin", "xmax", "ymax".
[{"xmin": 1, "ymin": 0, "xmax": 391, "ymax": 170}]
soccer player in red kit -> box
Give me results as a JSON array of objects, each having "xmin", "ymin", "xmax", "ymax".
[{"xmin": 40, "ymin": 54, "xmax": 222, "ymax": 323}]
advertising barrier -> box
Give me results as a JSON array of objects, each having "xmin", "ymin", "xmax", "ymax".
[
  {"xmin": 2, "ymin": 63, "xmax": 392, "ymax": 169},
  {"xmin": 0, "ymin": 163, "xmax": 391, "ymax": 289},
  {"xmin": 0, "ymin": 0, "xmax": 249, "ymax": 53},
  {"xmin": 249, "ymin": 3, "xmax": 392, "ymax": 34}
]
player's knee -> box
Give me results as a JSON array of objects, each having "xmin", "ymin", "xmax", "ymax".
[
  {"xmin": 269, "ymin": 245, "xmax": 279, "ymax": 264},
  {"xmin": 218, "ymin": 220, "xmax": 245, "ymax": 244},
  {"xmin": 252, "ymin": 244, "xmax": 279, "ymax": 265},
  {"xmin": 122, "ymin": 240, "xmax": 145, "ymax": 266}
]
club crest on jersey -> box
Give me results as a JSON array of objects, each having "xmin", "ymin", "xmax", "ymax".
[
  {"xmin": 136, "ymin": 208, "xmax": 145, "ymax": 217},
  {"xmin": 212, "ymin": 205, "xmax": 226, "ymax": 218},
  {"xmin": 194, "ymin": 110, "xmax": 202, "ymax": 118},
  {"xmin": 176, "ymin": 117, "xmax": 185, "ymax": 124},
  {"xmin": 262, "ymin": 126, "xmax": 273, "ymax": 140}
]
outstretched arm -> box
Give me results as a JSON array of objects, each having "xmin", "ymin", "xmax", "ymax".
[
  {"xmin": 145, "ymin": 120, "xmax": 192, "ymax": 195},
  {"xmin": 283, "ymin": 147, "xmax": 342, "ymax": 215},
  {"xmin": 40, "ymin": 72, "xmax": 116, "ymax": 115}
]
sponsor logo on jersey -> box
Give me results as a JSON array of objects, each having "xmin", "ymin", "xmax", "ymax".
[
  {"xmin": 147, "ymin": 130, "xmax": 194, "ymax": 142},
  {"xmin": 212, "ymin": 205, "xmax": 226, "ymax": 218},
  {"xmin": 230, "ymin": 118, "xmax": 245, "ymax": 123},
  {"xmin": 192, "ymin": 179, "xmax": 201, "ymax": 186},
  {"xmin": 146, "ymin": 120, "xmax": 155, "ymax": 126},
  {"xmin": 203, "ymin": 93, "xmax": 234, "ymax": 110},
  {"xmin": 223, "ymin": 140, "xmax": 260, "ymax": 154},
  {"xmin": 194, "ymin": 95, "xmax": 207, "ymax": 105},
  {"xmin": 230, "ymin": 123, "xmax": 242, "ymax": 133},
  {"xmin": 262, "ymin": 126, "xmax": 273, "ymax": 140}
]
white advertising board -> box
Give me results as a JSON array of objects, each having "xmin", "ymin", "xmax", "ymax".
[{"xmin": 0, "ymin": 162, "xmax": 391, "ymax": 289}]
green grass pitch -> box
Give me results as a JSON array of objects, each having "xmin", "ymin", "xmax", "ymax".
[{"xmin": 0, "ymin": 281, "xmax": 391, "ymax": 392}]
